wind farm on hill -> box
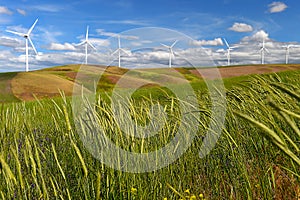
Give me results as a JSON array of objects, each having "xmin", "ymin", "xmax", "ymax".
[{"xmin": 4, "ymin": 18, "xmax": 300, "ymax": 73}]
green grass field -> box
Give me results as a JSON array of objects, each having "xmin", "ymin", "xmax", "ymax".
[{"xmin": 0, "ymin": 65, "xmax": 299, "ymax": 199}]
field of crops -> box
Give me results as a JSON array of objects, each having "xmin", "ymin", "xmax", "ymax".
[{"xmin": 0, "ymin": 69, "xmax": 299, "ymax": 199}]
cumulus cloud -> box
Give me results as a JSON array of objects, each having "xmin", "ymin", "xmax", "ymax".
[
  {"xmin": 0, "ymin": 6, "xmax": 12, "ymax": 15},
  {"xmin": 0, "ymin": 37, "xmax": 22, "ymax": 48},
  {"xmin": 190, "ymin": 38, "xmax": 223, "ymax": 46},
  {"xmin": 96, "ymin": 29, "xmax": 118, "ymax": 37},
  {"xmin": 228, "ymin": 22, "xmax": 253, "ymax": 32},
  {"xmin": 17, "ymin": 8, "xmax": 26, "ymax": 16},
  {"xmin": 268, "ymin": 2, "xmax": 288, "ymax": 13},
  {"xmin": 47, "ymin": 42, "xmax": 76, "ymax": 51},
  {"xmin": 241, "ymin": 30, "xmax": 269, "ymax": 42},
  {"xmin": 251, "ymin": 30, "xmax": 269, "ymax": 41}
]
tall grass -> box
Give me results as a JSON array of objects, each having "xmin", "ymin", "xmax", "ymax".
[{"xmin": 0, "ymin": 71, "xmax": 299, "ymax": 199}]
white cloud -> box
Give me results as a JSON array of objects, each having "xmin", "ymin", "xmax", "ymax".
[
  {"xmin": 30, "ymin": 4, "xmax": 64, "ymax": 12},
  {"xmin": 96, "ymin": 29, "xmax": 139, "ymax": 40},
  {"xmin": 6, "ymin": 25, "xmax": 28, "ymax": 34},
  {"xmin": 0, "ymin": 6, "xmax": 12, "ymax": 15},
  {"xmin": 228, "ymin": 22, "xmax": 253, "ymax": 32},
  {"xmin": 47, "ymin": 42, "xmax": 76, "ymax": 51},
  {"xmin": 17, "ymin": 8, "xmax": 26, "ymax": 16},
  {"xmin": 96, "ymin": 29, "xmax": 118, "ymax": 37},
  {"xmin": 250, "ymin": 30, "xmax": 269, "ymax": 41},
  {"xmin": 190, "ymin": 38, "xmax": 223, "ymax": 46},
  {"xmin": 103, "ymin": 20, "xmax": 149, "ymax": 26},
  {"xmin": 88, "ymin": 38, "xmax": 110, "ymax": 47},
  {"xmin": 242, "ymin": 30, "xmax": 269, "ymax": 42},
  {"xmin": 0, "ymin": 36, "xmax": 22, "ymax": 47},
  {"xmin": 268, "ymin": 2, "xmax": 288, "ymax": 13}
]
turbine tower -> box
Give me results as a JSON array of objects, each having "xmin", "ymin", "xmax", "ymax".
[
  {"xmin": 161, "ymin": 40, "xmax": 178, "ymax": 68},
  {"xmin": 112, "ymin": 35, "xmax": 129, "ymax": 68},
  {"xmin": 223, "ymin": 38, "xmax": 238, "ymax": 66},
  {"xmin": 76, "ymin": 26, "xmax": 96, "ymax": 65},
  {"xmin": 259, "ymin": 38, "xmax": 269, "ymax": 64},
  {"xmin": 283, "ymin": 44, "xmax": 299, "ymax": 64},
  {"xmin": 6, "ymin": 18, "xmax": 39, "ymax": 72}
]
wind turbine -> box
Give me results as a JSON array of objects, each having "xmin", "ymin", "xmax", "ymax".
[
  {"xmin": 161, "ymin": 40, "xmax": 178, "ymax": 68},
  {"xmin": 76, "ymin": 26, "xmax": 96, "ymax": 65},
  {"xmin": 282, "ymin": 44, "xmax": 299, "ymax": 64},
  {"xmin": 111, "ymin": 35, "xmax": 129, "ymax": 68},
  {"xmin": 259, "ymin": 38, "xmax": 269, "ymax": 64},
  {"xmin": 6, "ymin": 18, "xmax": 39, "ymax": 72},
  {"xmin": 223, "ymin": 38, "xmax": 238, "ymax": 66}
]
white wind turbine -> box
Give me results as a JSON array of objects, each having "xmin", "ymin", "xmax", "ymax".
[
  {"xmin": 259, "ymin": 38, "xmax": 269, "ymax": 64},
  {"xmin": 282, "ymin": 44, "xmax": 299, "ymax": 64},
  {"xmin": 6, "ymin": 18, "xmax": 39, "ymax": 72},
  {"xmin": 111, "ymin": 35, "xmax": 129, "ymax": 68},
  {"xmin": 223, "ymin": 38, "xmax": 238, "ymax": 66},
  {"xmin": 161, "ymin": 40, "xmax": 178, "ymax": 68},
  {"xmin": 76, "ymin": 26, "xmax": 96, "ymax": 65}
]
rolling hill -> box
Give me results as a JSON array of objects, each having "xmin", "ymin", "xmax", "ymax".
[{"xmin": 1, "ymin": 63, "xmax": 300, "ymax": 102}]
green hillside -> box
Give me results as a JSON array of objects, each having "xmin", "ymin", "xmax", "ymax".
[{"xmin": 1, "ymin": 64, "xmax": 300, "ymax": 102}]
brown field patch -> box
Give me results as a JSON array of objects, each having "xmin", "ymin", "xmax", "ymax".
[
  {"xmin": 11, "ymin": 72, "xmax": 76, "ymax": 101},
  {"xmin": 190, "ymin": 64, "xmax": 300, "ymax": 79}
]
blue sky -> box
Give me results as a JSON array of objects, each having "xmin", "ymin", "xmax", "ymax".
[{"xmin": 0, "ymin": 0, "xmax": 299, "ymax": 71}]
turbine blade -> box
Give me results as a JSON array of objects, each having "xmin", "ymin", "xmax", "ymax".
[
  {"xmin": 117, "ymin": 35, "xmax": 121, "ymax": 48},
  {"xmin": 28, "ymin": 37, "xmax": 38, "ymax": 55},
  {"xmin": 111, "ymin": 49, "xmax": 119, "ymax": 56},
  {"xmin": 223, "ymin": 38, "xmax": 230, "ymax": 48},
  {"xmin": 6, "ymin": 30, "xmax": 24, "ymax": 37},
  {"xmin": 27, "ymin": 18, "xmax": 38, "ymax": 35},
  {"xmin": 160, "ymin": 43, "xmax": 170, "ymax": 49},
  {"xmin": 231, "ymin": 45, "xmax": 239, "ymax": 49},
  {"xmin": 75, "ymin": 41, "xmax": 86, "ymax": 46},
  {"xmin": 86, "ymin": 26, "xmax": 89, "ymax": 41},
  {"xmin": 87, "ymin": 41, "xmax": 97, "ymax": 50},
  {"xmin": 121, "ymin": 48, "xmax": 130, "ymax": 56},
  {"xmin": 265, "ymin": 48, "xmax": 270, "ymax": 53},
  {"xmin": 170, "ymin": 48, "xmax": 175, "ymax": 57},
  {"xmin": 170, "ymin": 40, "xmax": 178, "ymax": 48}
]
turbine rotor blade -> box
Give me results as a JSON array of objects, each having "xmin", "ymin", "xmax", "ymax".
[
  {"xmin": 87, "ymin": 41, "xmax": 97, "ymax": 50},
  {"xmin": 121, "ymin": 48, "xmax": 130, "ymax": 56},
  {"xmin": 170, "ymin": 48, "xmax": 175, "ymax": 57},
  {"xmin": 75, "ymin": 41, "xmax": 86, "ymax": 46},
  {"xmin": 86, "ymin": 26, "xmax": 89, "ymax": 41},
  {"xmin": 111, "ymin": 49, "xmax": 119, "ymax": 56},
  {"xmin": 160, "ymin": 43, "xmax": 170, "ymax": 49},
  {"xmin": 28, "ymin": 37, "xmax": 38, "ymax": 55},
  {"xmin": 170, "ymin": 40, "xmax": 178, "ymax": 48},
  {"xmin": 223, "ymin": 38, "xmax": 230, "ymax": 48},
  {"xmin": 6, "ymin": 30, "xmax": 24, "ymax": 37},
  {"xmin": 27, "ymin": 18, "xmax": 38, "ymax": 35}
]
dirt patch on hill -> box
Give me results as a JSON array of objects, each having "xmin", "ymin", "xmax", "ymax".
[
  {"xmin": 190, "ymin": 65, "xmax": 300, "ymax": 79},
  {"xmin": 11, "ymin": 72, "xmax": 77, "ymax": 101}
]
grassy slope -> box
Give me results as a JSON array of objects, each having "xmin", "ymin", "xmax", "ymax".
[
  {"xmin": 0, "ymin": 66, "xmax": 300, "ymax": 199},
  {"xmin": 0, "ymin": 72, "xmax": 20, "ymax": 102},
  {"xmin": 2, "ymin": 63, "xmax": 300, "ymax": 102}
]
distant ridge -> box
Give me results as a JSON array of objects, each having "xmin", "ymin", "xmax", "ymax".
[{"xmin": 0, "ymin": 64, "xmax": 300, "ymax": 102}]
